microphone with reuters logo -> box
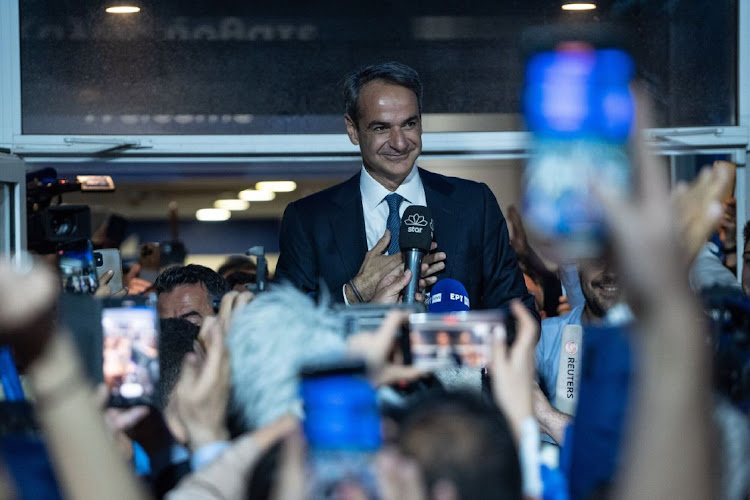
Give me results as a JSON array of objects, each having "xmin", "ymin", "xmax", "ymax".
[{"xmin": 555, "ymin": 324, "xmax": 583, "ymax": 415}]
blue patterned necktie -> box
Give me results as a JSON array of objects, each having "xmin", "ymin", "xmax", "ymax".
[{"xmin": 385, "ymin": 192, "xmax": 404, "ymax": 255}]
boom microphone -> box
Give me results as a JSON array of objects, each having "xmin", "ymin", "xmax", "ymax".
[
  {"xmin": 555, "ymin": 324, "xmax": 583, "ymax": 415},
  {"xmin": 399, "ymin": 205, "xmax": 433, "ymax": 304},
  {"xmin": 428, "ymin": 279, "xmax": 470, "ymax": 313}
]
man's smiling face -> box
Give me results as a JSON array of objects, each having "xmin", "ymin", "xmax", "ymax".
[
  {"xmin": 346, "ymin": 79, "xmax": 422, "ymax": 191},
  {"xmin": 579, "ymin": 259, "xmax": 622, "ymax": 320}
]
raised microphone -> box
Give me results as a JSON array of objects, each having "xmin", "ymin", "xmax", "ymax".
[
  {"xmin": 428, "ymin": 278, "xmax": 470, "ymax": 313},
  {"xmin": 399, "ymin": 205, "xmax": 433, "ymax": 304},
  {"xmin": 555, "ymin": 324, "xmax": 583, "ymax": 415}
]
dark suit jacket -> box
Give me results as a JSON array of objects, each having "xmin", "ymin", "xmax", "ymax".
[{"xmin": 275, "ymin": 168, "xmax": 535, "ymax": 313}]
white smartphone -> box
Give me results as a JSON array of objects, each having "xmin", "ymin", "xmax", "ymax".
[{"xmin": 94, "ymin": 248, "xmax": 124, "ymax": 294}]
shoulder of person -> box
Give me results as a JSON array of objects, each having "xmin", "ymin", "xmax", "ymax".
[
  {"xmin": 541, "ymin": 304, "xmax": 585, "ymax": 332},
  {"xmin": 418, "ymin": 167, "xmax": 491, "ymax": 196},
  {"xmin": 287, "ymin": 173, "xmax": 360, "ymax": 212}
]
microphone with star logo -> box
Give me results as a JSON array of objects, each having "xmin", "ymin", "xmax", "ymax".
[{"xmin": 399, "ymin": 205, "xmax": 433, "ymax": 304}]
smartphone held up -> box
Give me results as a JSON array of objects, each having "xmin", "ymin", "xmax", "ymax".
[
  {"xmin": 94, "ymin": 248, "xmax": 124, "ymax": 294},
  {"xmin": 57, "ymin": 238, "xmax": 99, "ymax": 295},
  {"xmin": 403, "ymin": 311, "xmax": 506, "ymax": 370},
  {"xmin": 521, "ymin": 25, "xmax": 636, "ymax": 260},
  {"xmin": 101, "ymin": 297, "xmax": 160, "ymax": 407},
  {"xmin": 300, "ymin": 359, "xmax": 381, "ymax": 500}
]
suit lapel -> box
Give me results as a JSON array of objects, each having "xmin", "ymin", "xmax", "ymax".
[
  {"xmin": 329, "ymin": 173, "xmax": 368, "ymax": 280},
  {"xmin": 325, "ymin": 168, "xmax": 462, "ymax": 284},
  {"xmin": 420, "ymin": 168, "xmax": 462, "ymax": 278}
]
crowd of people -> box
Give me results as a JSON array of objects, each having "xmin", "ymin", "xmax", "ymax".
[{"xmin": 0, "ymin": 62, "xmax": 749, "ymax": 500}]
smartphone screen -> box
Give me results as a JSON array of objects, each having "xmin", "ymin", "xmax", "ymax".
[
  {"xmin": 57, "ymin": 239, "xmax": 99, "ymax": 295},
  {"xmin": 521, "ymin": 34, "xmax": 635, "ymax": 260},
  {"xmin": 404, "ymin": 311, "xmax": 505, "ymax": 369},
  {"xmin": 101, "ymin": 298, "xmax": 160, "ymax": 407},
  {"xmin": 330, "ymin": 302, "xmax": 425, "ymax": 338},
  {"xmin": 300, "ymin": 360, "xmax": 381, "ymax": 499}
]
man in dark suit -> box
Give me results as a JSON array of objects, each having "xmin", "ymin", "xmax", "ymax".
[{"xmin": 275, "ymin": 62, "xmax": 534, "ymax": 313}]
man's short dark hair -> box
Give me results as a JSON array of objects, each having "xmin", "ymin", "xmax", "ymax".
[
  {"xmin": 154, "ymin": 264, "xmax": 229, "ymax": 304},
  {"xmin": 398, "ymin": 391, "xmax": 522, "ymax": 500},
  {"xmin": 519, "ymin": 262, "xmax": 543, "ymax": 288},
  {"xmin": 743, "ymin": 220, "xmax": 750, "ymax": 250},
  {"xmin": 226, "ymin": 271, "xmax": 256, "ymax": 290},
  {"xmin": 217, "ymin": 255, "xmax": 256, "ymax": 277},
  {"xmin": 343, "ymin": 61, "xmax": 423, "ymax": 127}
]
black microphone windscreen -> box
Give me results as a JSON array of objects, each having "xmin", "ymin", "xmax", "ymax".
[{"xmin": 400, "ymin": 205, "xmax": 433, "ymax": 251}]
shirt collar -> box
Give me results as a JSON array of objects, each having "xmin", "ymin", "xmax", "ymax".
[{"xmin": 360, "ymin": 165, "xmax": 423, "ymax": 211}]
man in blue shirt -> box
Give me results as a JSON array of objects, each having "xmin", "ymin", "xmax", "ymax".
[
  {"xmin": 535, "ymin": 258, "xmax": 623, "ymax": 440},
  {"xmin": 535, "ymin": 259, "xmax": 637, "ymax": 500}
]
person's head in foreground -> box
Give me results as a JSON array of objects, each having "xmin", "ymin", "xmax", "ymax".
[{"xmin": 397, "ymin": 391, "xmax": 522, "ymax": 500}]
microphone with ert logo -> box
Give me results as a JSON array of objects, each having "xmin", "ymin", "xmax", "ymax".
[
  {"xmin": 428, "ymin": 278, "xmax": 470, "ymax": 313},
  {"xmin": 399, "ymin": 205, "xmax": 433, "ymax": 304}
]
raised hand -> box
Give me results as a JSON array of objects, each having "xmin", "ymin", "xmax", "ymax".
[
  {"xmin": 171, "ymin": 317, "xmax": 231, "ymax": 450},
  {"xmin": 0, "ymin": 254, "xmax": 60, "ymax": 368},
  {"xmin": 489, "ymin": 300, "xmax": 538, "ymax": 443},
  {"xmin": 123, "ymin": 263, "xmax": 153, "ymax": 296}
]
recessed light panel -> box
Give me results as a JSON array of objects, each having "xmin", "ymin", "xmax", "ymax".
[{"xmin": 239, "ymin": 189, "xmax": 276, "ymax": 202}]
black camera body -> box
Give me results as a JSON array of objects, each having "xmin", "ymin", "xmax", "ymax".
[
  {"xmin": 27, "ymin": 205, "xmax": 91, "ymax": 253},
  {"xmin": 26, "ymin": 168, "xmax": 114, "ymax": 253}
]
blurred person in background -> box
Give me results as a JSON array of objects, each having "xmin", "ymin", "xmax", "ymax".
[
  {"xmin": 217, "ymin": 254, "xmax": 257, "ymax": 279},
  {"xmin": 155, "ymin": 264, "xmax": 229, "ymax": 327},
  {"xmin": 0, "ymin": 255, "xmax": 148, "ymax": 500},
  {"xmin": 508, "ymin": 204, "xmax": 565, "ymax": 318},
  {"xmin": 533, "ymin": 257, "xmax": 624, "ymax": 444},
  {"xmin": 686, "ymin": 161, "xmax": 743, "ymax": 294},
  {"xmin": 396, "ymin": 392, "xmax": 522, "ymax": 500},
  {"xmin": 226, "ymin": 271, "xmax": 256, "ymax": 293},
  {"xmin": 601, "ymin": 94, "xmax": 719, "ymax": 500},
  {"xmin": 520, "ymin": 264, "xmax": 547, "ymax": 320}
]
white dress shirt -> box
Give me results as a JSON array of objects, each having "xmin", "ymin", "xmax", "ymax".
[{"xmin": 359, "ymin": 164, "xmax": 427, "ymax": 250}]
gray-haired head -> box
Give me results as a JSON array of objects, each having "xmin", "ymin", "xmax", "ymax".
[
  {"xmin": 343, "ymin": 61, "xmax": 423, "ymax": 128},
  {"xmin": 227, "ymin": 284, "xmax": 347, "ymax": 430}
]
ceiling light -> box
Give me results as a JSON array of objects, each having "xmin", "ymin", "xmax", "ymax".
[
  {"xmin": 562, "ymin": 2, "xmax": 597, "ymax": 10},
  {"xmin": 256, "ymin": 181, "xmax": 297, "ymax": 192},
  {"xmin": 214, "ymin": 199, "xmax": 250, "ymax": 211},
  {"xmin": 196, "ymin": 208, "xmax": 231, "ymax": 221},
  {"xmin": 105, "ymin": 5, "xmax": 141, "ymax": 14},
  {"xmin": 239, "ymin": 189, "xmax": 276, "ymax": 202}
]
